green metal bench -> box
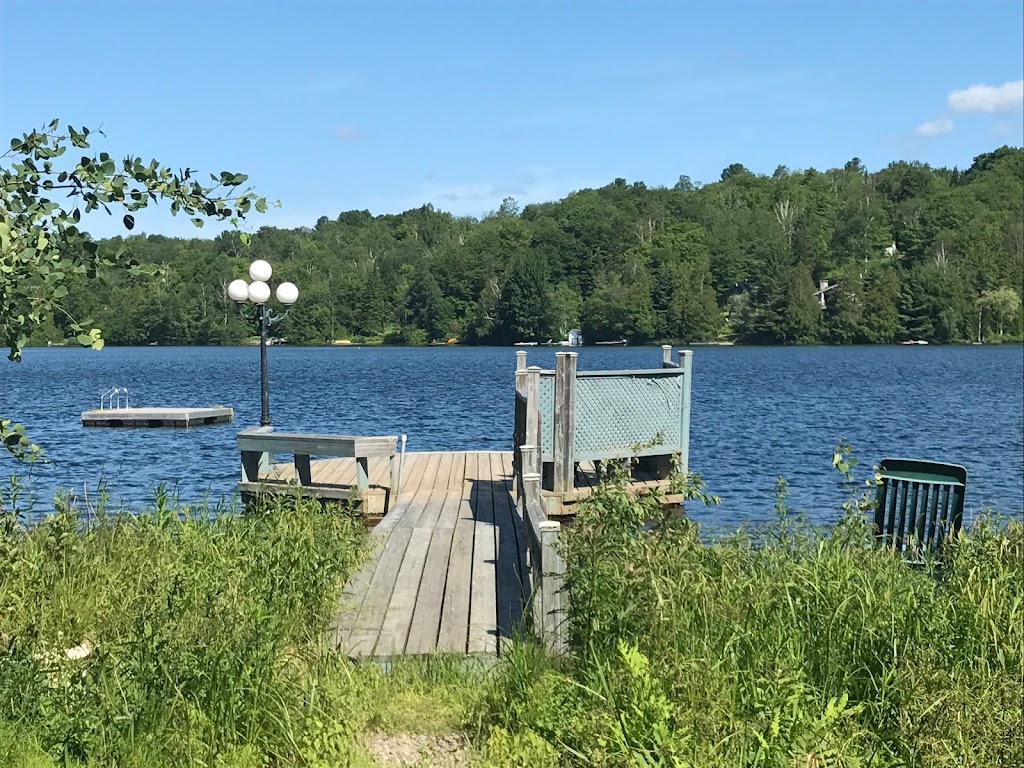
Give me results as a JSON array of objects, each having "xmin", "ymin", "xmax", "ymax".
[{"xmin": 873, "ymin": 458, "xmax": 967, "ymax": 557}]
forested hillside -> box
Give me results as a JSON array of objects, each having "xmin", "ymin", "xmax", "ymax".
[{"xmin": 40, "ymin": 146, "xmax": 1023, "ymax": 347}]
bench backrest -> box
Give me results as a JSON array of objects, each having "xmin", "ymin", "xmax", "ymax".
[{"xmin": 874, "ymin": 458, "xmax": 967, "ymax": 556}]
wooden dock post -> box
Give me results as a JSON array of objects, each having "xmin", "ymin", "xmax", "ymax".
[
  {"xmin": 679, "ymin": 349, "xmax": 692, "ymax": 477},
  {"xmin": 538, "ymin": 519, "xmax": 566, "ymax": 654},
  {"xmin": 513, "ymin": 351, "xmax": 529, "ymax": 492},
  {"xmin": 239, "ymin": 426, "xmax": 273, "ymax": 485},
  {"xmin": 519, "ymin": 444, "xmax": 566, "ymax": 654},
  {"xmin": 525, "ymin": 366, "xmax": 541, "ymax": 453},
  {"xmin": 661, "ymin": 344, "xmax": 674, "ymax": 368},
  {"xmin": 552, "ymin": 353, "xmax": 577, "ymax": 499},
  {"xmin": 520, "ymin": 444, "xmax": 540, "ymax": 496}
]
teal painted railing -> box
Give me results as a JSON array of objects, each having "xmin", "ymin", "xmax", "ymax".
[{"xmin": 512, "ymin": 346, "xmax": 693, "ymax": 653}]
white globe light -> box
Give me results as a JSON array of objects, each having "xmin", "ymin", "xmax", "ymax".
[
  {"xmin": 276, "ymin": 281, "xmax": 299, "ymax": 306},
  {"xmin": 247, "ymin": 280, "xmax": 271, "ymax": 304},
  {"xmin": 227, "ymin": 279, "xmax": 249, "ymax": 303},
  {"xmin": 249, "ymin": 259, "xmax": 273, "ymax": 282}
]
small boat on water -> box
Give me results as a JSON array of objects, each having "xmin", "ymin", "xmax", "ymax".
[
  {"xmin": 594, "ymin": 339, "xmax": 628, "ymax": 346},
  {"xmin": 900, "ymin": 340, "xmax": 929, "ymax": 345},
  {"xmin": 513, "ymin": 341, "xmax": 538, "ymax": 346}
]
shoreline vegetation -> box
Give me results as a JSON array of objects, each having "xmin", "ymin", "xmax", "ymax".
[
  {"xmin": 1, "ymin": 461, "xmax": 1020, "ymax": 767},
  {"xmin": 25, "ymin": 147, "xmax": 1024, "ymax": 352},
  {"xmin": 22, "ymin": 338, "xmax": 1024, "ymax": 349}
]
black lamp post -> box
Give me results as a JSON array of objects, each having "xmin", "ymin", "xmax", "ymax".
[{"xmin": 228, "ymin": 260, "xmax": 298, "ymax": 427}]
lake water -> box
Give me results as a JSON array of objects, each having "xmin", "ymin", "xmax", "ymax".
[{"xmin": 2, "ymin": 345, "xmax": 1022, "ymax": 528}]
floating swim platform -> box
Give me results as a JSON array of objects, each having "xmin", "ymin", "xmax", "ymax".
[{"xmin": 81, "ymin": 406, "xmax": 233, "ymax": 428}]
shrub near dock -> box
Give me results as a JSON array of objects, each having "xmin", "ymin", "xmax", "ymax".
[
  {"xmin": 480, "ymin": 472, "xmax": 1024, "ymax": 767},
  {"xmin": 0, "ymin": 490, "xmax": 366, "ymax": 766}
]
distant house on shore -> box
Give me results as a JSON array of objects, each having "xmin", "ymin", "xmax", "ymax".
[
  {"xmin": 567, "ymin": 328, "xmax": 583, "ymax": 347},
  {"xmin": 816, "ymin": 279, "xmax": 839, "ymax": 309}
]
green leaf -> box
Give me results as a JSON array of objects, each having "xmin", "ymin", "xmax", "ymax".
[
  {"xmin": 53, "ymin": 285, "xmax": 68, "ymax": 299},
  {"xmin": 123, "ymin": 214, "xmax": 135, "ymax": 230},
  {"xmin": 239, "ymin": 232, "xmax": 250, "ymax": 247}
]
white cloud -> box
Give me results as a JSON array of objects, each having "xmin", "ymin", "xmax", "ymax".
[
  {"xmin": 947, "ymin": 80, "xmax": 1024, "ymax": 114},
  {"xmin": 914, "ymin": 117, "xmax": 954, "ymax": 138}
]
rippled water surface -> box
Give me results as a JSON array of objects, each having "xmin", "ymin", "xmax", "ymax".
[{"xmin": 2, "ymin": 345, "xmax": 1022, "ymax": 527}]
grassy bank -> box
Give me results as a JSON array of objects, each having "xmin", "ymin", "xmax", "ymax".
[
  {"xmin": 1, "ymin": 474, "xmax": 1021, "ymax": 767},
  {"xmin": 0, "ymin": 491, "xmax": 373, "ymax": 766},
  {"xmin": 480, "ymin": 475, "xmax": 1024, "ymax": 767}
]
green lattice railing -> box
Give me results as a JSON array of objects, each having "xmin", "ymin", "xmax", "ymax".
[{"xmin": 538, "ymin": 369, "xmax": 688, "ymax": 462}]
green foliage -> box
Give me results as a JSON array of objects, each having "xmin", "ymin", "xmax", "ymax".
[
  {"xmin": 478, "ymin": 458, "xmax": 1024, "ymax": 766},
  {"xmin": 2, "ymin": 121, "xmax": 271, "ymax": 457},
  {"xmin": 977, "ymin": 285, "xmax": 1022, "ymax": 340},
  {"xmin": 13, "ymin": 144, "xmax": 1022, "ymax": 355},
  {"xmin": 1, "ymin": 121, "xmax": 270, "ymax": 362},
  {"xmin": 0, "ymin": 490, "xmax": 366, "ymax": 766}
]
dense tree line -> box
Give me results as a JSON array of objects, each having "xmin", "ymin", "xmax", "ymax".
[{"xmin": 35, "ymin": 146, "xmax": 1024, "ymax": 347}]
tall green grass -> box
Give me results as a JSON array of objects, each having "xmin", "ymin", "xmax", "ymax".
[
  {"xmin": 0, "ymin": 489, "xmax": 367, "ymax": 767},
  {"xmin": 481, "ymin": 470, "xmax": 1024, "ymax": 767},
  {"xmin": 2, "ymin": 468, "xmax": 1021, "ymax": 767}
]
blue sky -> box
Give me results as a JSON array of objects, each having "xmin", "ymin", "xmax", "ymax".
[{"xmin": 2, "ymin": 0, "xmax": 1022, "ymax": 238}]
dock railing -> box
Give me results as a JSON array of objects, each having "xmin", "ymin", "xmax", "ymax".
[
  {"xmin": 513, "ymin": 345, "xmax": 694, "ymax": 652},
  {"xmin": 518, "ymin": 443, "xmax": 567, "ymax": 653},
  {"xmin": 514, "ymin": 345, "xmax": 693, "ymax": 514}
]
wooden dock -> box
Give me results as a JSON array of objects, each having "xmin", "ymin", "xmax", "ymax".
[
  {"xmin": 287, "ymin": 451, "xmax": 525, "ymax": 659},
  {"xmin": 259, "ymin": 449, "xmax": 677, "ymax": 660},
  {"xmin": 82, "ymin": 406, "xmax": 233, "ymax": 428},
  {"xmin": 235, "ymin": 347, "xmax": 696, "ymax": 659}
]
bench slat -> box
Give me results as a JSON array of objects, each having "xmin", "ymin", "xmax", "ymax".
[{"xmin": 236, "ymin": 431, "xmax": 397, "ymax": 458}]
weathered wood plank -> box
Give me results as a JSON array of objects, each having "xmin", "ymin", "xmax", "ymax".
[
  {"xmin": 344, "ymin": 526, "xmax": 414, "ymax": 657},
  {"xmin": 399, "ymin": 452, "xmax": 430, "ymax": 500},
  {"xmin": 491, "ymin": 452, "xmax": 524, "ymax": 648},
  {"xmin": 412, "ymin": 486, "xmax": 448, "ymax": 531},
  {"xmin": 437, "ymin": 453, "xmax": 477, "ymax": 653},
  {"xmin": 237, "ymin": 481, "xmax": 355, "ymax": 503},
  {"xmin": 236, "ymin": 432, "xmax": 396, "ymax": 458},
  {"xmin": 447, "ymin": 453, "xmax": 464, "ymax": 485},
  {"xmin": 468, "ymin": 458, "xmax": 498, "ymax": 655},
  {"xmin": 404, "ymin": 490, "xmax": 461, "ymax": 655},
  {"xmin": 374, "ymin": 496, "xmax": 433, "ymax": 656},
  {"xmin": 418, "ymin": 452, "xmax": 444, "ymax": 495},
  {"xmin": 447, "ymin": 452, "xmax": 466, "ymax": 492},
  {"xmin": 326, "ymin": 457, "xmax": 354, "ymax": 486},
  {"xmin": 553, "ymin": 353, "xmax": 577, "ymax": 495},
  {"xmin": 434, "ymin": 452, "xmax": 454, "ymax": 492},
  {"xmin": 332, "ymin": 532, "xmax": 387, "ymax": 650}
]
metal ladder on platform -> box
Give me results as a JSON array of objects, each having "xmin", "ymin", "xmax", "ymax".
[{"xmin": 100, "ymin": 387, "xmax": 129, "ymax": 410}]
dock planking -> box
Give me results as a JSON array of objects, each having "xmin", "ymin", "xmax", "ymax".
[
  {"xmin": 325, "ymin": 451, "xmax": 527, "ymax": 660},
  {"xmin": 301, "ymin": 450, "xmax": 670, "ymax": 660}
]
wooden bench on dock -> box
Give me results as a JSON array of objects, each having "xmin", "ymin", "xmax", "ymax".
[{"xmin": 236, "ymin": 427, "xmax": 399, "ymax": 517}]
